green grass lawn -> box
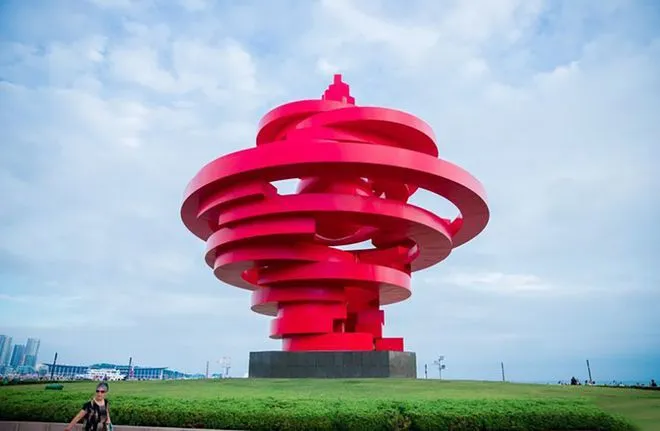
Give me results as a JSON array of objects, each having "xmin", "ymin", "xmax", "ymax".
[{"xmin": 2, "ymin": 379, "xmax": 658, "ymax": 430}]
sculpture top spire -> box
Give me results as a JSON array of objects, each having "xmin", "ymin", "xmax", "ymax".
[{"xmin": 322, "ymin": 74, "xmax": 355, "ymax": 104}]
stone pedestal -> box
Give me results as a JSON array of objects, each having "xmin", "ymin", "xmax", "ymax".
[{"xmin": 248, "ymin": 351, "xmax": 417, "ymax": 378}]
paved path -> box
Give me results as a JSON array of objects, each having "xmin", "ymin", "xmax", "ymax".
[{"xmin": 0, "ymin": 422, "xmax": 241, "ymax": 431}]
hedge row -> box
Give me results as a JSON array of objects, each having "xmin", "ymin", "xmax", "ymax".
[
  {"xmin": 0, "ymin": 390, "xmax": 635, "ymax": 431},
  {"xmin": 3, "ymin": 379, "xmax": 58, "ymax": 386}
]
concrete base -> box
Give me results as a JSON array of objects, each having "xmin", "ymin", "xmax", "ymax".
[{"xmin": 248, "ymin": 351, "xmax": 417, "ymax": 378}]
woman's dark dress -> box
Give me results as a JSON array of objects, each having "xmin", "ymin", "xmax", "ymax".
[{"xmin": 82, "ymin": 399, "xmax": 108, "ymax": 431}]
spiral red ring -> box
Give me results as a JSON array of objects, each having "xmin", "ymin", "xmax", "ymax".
[{"xmin": 181, "ymin": 75, "xmax": 489, "ymax": 352}]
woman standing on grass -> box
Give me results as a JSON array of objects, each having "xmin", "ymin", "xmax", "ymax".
[{"xmin": 64, "ymin": 382, "xmax": 112, "ymax": 431}]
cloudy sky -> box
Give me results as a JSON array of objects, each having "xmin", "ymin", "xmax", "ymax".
[{"xmin": 1, "ymin": 0, "xmax": 658, "ymax": 382}]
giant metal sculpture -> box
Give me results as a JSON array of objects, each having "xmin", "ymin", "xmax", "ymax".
[{"xmin": 181, "ymin": 75, "xmax": 489, "ymax": 376}]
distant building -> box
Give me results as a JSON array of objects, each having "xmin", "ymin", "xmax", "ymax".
[
  {"xmin": 23, "ymin": 338, "xmax": 40, "ymax": 367},
  {"xmin": 9, "ymin": 344, "xmax": 25, "ymax": 367},
  {"xmin": 43, "ymin": 363, "xmax": 193, "ymax": 380},
  {"xmin": 13, "ymin": 365, "xmax": 36, "ymax": 375},
  {"xmin": 0, "ymin": 335, "xmax": 12, "ymax": 365},
  {"xmin": 44, "ymin": 363, "xmax": 88, "ymax": 379}
]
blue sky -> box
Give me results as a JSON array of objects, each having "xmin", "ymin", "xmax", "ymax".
[{"xmin": 0, "ymin": 0, "xmax": 658, "ymax": 382}]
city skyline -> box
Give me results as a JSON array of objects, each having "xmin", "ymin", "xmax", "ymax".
[
  {"xmin": 0, "ymin": 332, "xmax": 656, "ymax": 384},
  {"xmin": 0, "ymin": 334, "xmax": 41, "ymax": 370},
  {"xmin": 0, "ymin": 0, "xmax": 658, "ymax": 381}
]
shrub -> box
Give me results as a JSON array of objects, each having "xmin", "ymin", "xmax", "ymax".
[
  {"xmin": 45, "ymin": 384, "xmax": 64, "ymax": 391},
  {"xmin": 0, "ymin": 390, "xmax": 635, "ymax": 431}
]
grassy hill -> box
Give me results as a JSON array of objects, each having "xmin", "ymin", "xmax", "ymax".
[{"xmin": 2, "ymin": 379, "xmax": 658, "ymax": 430}]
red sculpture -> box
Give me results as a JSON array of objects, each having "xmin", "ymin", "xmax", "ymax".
[{"xmin": 181, "ymin": 75, "xmax": 489, "ymax": 352}]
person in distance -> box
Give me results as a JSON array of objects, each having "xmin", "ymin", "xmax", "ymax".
[{"xmin": 64, "ymin": 382, "xmax": 112, "ymax": 431}]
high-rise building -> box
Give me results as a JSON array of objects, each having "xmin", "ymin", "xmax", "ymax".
[
  {"xmin": 0, "ymin": 335, "xmax": 12, "ymax": 365},
  {"xmin": 10, "ymin": 344, "xmax": 25, "ymax": 367},
  {"xmin": 24, "ymin": 338, "xmax": 41, "ymax": 367}
]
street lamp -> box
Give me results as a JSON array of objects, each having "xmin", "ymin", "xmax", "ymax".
[
  {"xmin": 219, "ymin": 356, "xmax": 231, "ymax": 378},
  {"xmin": 433, "ymin": 356, "xmax": 446, "ymax": 379}
]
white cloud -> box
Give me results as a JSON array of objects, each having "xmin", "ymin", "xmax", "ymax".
[
  {"xmin": 317, "ymin": 0, "xmax": 440, "ymax": 65},
  {"xmin": 171, "ymin": 38, "xmax": 260, "ymax": 96},
  {"xmin": 0, "ymin": 288, "xmax": 245, "ymax": 329},
  {"xmin": 316, "ymin": 57, "xmax": 341, "ymax": 76},
  {"xmin": 109, "ymin": 46, "xmax": 177, "ymax": 92},
  {"xmin": 86, "ymin": 0, "xmax": 149, "ymax": 11},
  {"xmin": 440, "ymin": 0, "xmax": 544, "ymax": 45},
  {"xmin": 428, "ymin": 272, "xmax": 549, "ymax": 294},
  {"xmin": 179, "ymin": 0, "xmax": 209, "ymax": 12},
  {"xmin": 106, "ymin": 33, "xmax": 263, "ymax": 109}
]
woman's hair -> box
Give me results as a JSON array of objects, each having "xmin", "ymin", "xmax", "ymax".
[{"xmin": 96, "ymin": 382, "xmax": 109, "ymax": 392}]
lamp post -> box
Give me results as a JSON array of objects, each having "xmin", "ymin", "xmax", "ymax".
[
  {"xmin": 220, "ymin": 356, "xmax": 231, "ymax": 378},
  {"xmin": 433, "ymin": 356, "xmax": 446, "ymax": 379},
  {"xmin": 50, "ymin": 352, "xmax": 58, "ymax": 380}
]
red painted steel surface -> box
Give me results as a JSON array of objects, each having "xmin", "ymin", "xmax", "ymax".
[{"xmin": 181, "ymin": 75, "xmax": 489, "ymax": 352}]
